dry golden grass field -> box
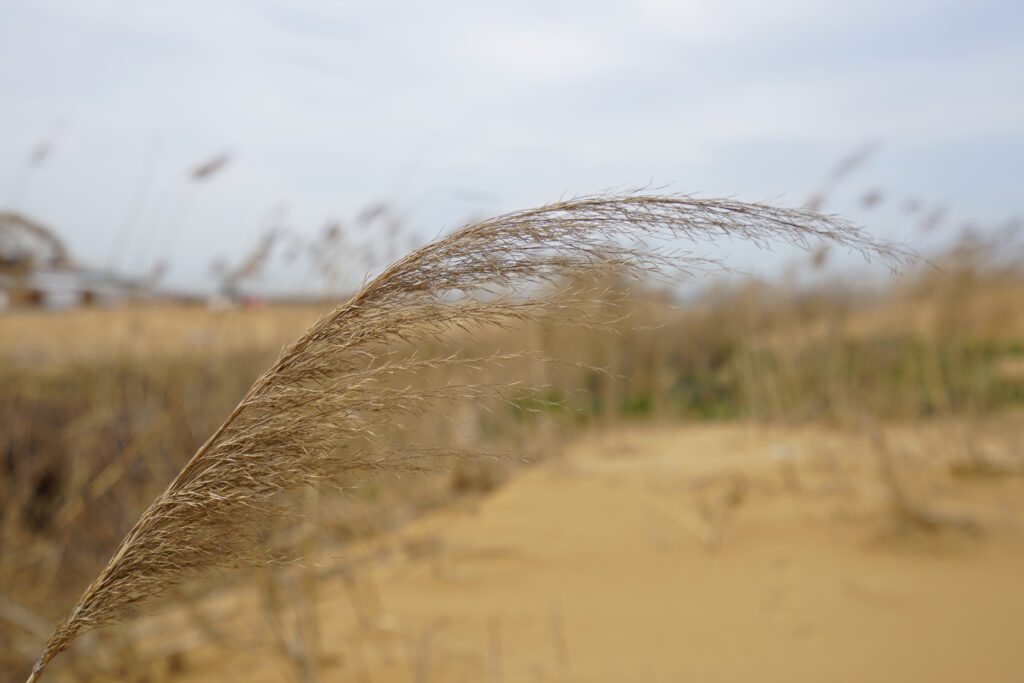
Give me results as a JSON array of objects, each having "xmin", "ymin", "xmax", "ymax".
[
  {"xmin": 3, "ymin": 238, "xmax": 1024, "ymax": 682},
  {"xmin": 0, "ymin": 304, "xmax": 327, "ymax": 367}
]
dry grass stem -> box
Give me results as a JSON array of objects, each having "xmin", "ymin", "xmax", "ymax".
[{"xmin": 25, "ymin": 193, "xmax": 907, "ymax": 681}]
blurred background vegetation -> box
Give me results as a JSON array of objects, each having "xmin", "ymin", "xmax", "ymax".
[{"xmin": 2, "ymin": 218, "xmax": 1022, "ymax": 679}]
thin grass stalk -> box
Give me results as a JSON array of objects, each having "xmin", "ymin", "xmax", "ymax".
[{"xmin": 25, "ymin": 192, "xmax": 908, "ymax": 681}]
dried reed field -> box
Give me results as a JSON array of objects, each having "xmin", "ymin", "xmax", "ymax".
[{"xmin": 2, "ymin": 194, "xmax": 1024, "ymax": 682}]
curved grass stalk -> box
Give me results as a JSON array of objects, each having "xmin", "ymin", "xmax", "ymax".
[{"xmin": 26, "ymin": 193, "xmax": 908, "ymax": 681}]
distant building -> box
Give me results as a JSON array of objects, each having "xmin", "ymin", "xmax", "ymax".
[
  {"xmin": 0, "ymin": 211, "xmax": 142, "ymax": 311},
  {"xmin": 12, "ymin": 266, "xmax": 139, "ymax": 309}
]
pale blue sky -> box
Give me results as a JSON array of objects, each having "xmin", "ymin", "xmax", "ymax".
[{"xmin": 2, "ymin": 0, "xmax": 1022, "ymax": 293}]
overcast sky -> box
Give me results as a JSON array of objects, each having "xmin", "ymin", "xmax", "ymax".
[{"xmin": 2, "ymin": 0, "xmax": 1022, "ymax": 293}]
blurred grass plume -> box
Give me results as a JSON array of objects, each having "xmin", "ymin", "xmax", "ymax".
[{"xmin": 25, "ymin": 192, "xmax": 907, "ymax": 681}]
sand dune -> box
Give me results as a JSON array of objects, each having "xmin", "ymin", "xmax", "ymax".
[{"xmin": 97, "ymin": 420, "xmax": 1024, "ymax": 683}]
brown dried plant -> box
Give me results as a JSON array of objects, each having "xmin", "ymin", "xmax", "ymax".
[{"xmin": 25, "ymin": 193, "xmax": 908, "ymax": 681}]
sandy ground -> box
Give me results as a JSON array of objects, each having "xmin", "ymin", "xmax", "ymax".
[{"xmin": 55, "ymin": 420, "xmax": 1024, "ymax": 683}]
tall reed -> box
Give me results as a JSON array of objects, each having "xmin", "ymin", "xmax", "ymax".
[{"xmin": 25, "ymin": 193, "xmax": 906, "ymax": 681}]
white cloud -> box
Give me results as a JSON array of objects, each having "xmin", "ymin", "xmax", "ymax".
[{"xmin": 3, "ymin": 0, "xmax": 1021, "ymax": 291}]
